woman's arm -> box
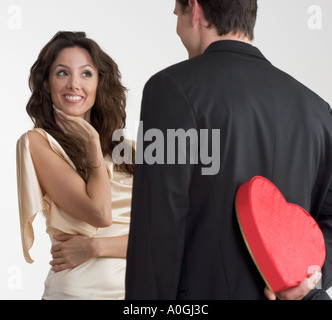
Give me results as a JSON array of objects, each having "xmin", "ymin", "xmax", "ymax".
[
  {"xmin": 28, "ymin": 109, "xmax": 112, "ymax": 227},
  {"xmin": 50, "ymin": 234, "xmax": 128, "ymax": 272}
]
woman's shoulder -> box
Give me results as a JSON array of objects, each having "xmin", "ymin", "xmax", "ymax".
[
  {"xmin": 17, "ymin": 128, "xmax": 45, "ymax": 150},
  {"xmin": 23, "ymin": 128, "xmax": 53, "ymax": 151},
  {"xmin": 18, "ymin": 128, "xmax": 48, "ymax": 142},
  {"xmin": 27, "ymin": 128, "xmax": 46, "ymax": 140},
  {"xmin": 18, "ymin": 128, "xmax": 71, "ymax": 164}
]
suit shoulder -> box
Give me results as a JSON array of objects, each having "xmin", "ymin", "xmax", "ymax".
[
  {"xmin": 146, "ymin": 56, "xmax": 203, "ymax": 87},
  {"xmin": 271, "ymin": 64, "xmax": 328, "ymax": 105}
]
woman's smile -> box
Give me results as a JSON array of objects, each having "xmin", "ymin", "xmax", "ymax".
[{"xmin": 64, "ymin": 94, "xmax": 84, "ymax": 103}]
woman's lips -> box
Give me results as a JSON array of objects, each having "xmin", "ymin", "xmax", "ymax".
[{"xmin": 64, "ymin": 95, "xmax": 84, "ymax": 103}]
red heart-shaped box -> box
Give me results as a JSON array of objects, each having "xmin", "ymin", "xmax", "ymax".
[{"xmin": 236, "ymin": 176, "xmax": 326, "ymax": 292}]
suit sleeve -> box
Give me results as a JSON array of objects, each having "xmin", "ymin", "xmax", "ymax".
[
  {"xmin": 317, "ymin": 180, "xmax": 332, "ymax": 295},
  {"xmin": 125, "ymin": 71, "xmax": 196, "ymax": 299},
  {"xmin": 311, "ymin": 104, "xmax": 332, "ymax": 300}
]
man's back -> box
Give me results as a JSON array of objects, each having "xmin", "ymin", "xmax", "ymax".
[{"xmin": 126, "ymin": 40, "xmax": 332, "ymax": 299}]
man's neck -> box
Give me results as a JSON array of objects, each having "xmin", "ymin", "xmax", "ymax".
[
  {"xmin": 200, "ymin": 32, "xmax": 251, "ymax": 53},
  {"xmin": 189, "ymin": 31, "xmax": 251, "ymax": 59}
]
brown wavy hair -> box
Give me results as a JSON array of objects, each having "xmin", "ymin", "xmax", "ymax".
[{"xmin": 26, "ymin": 31, "xmax": 134, "ymax": 180}]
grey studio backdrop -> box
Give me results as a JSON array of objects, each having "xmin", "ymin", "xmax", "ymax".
[{"xmin": 0, "ymin": 0, "xmax": 331, "ymax": 300}]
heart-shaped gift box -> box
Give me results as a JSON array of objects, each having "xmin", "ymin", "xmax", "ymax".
[{"xmin": 236, "ymin": 176, "xmax": 326, "ymax": 292}]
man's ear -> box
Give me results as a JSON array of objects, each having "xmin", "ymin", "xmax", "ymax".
[{"xmin": 189, "ymin": 0, "xmax": 200, "ymax": 26}]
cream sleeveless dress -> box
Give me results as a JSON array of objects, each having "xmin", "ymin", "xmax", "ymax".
[{"xmin": 16, "ymin": 128, "xmax": 132, "ymax": 300}]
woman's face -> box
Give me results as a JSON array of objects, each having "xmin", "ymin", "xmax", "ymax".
[{"xmin": 47, "ymin": 47, "xmax": 99, "ymax": 122}]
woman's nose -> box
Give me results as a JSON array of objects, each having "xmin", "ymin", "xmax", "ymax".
[{"xmin": 67, "ymin": 74, "xmax": 80, "ymax": 91}]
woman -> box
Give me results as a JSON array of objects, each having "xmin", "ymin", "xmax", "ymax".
[{"xmin": 16, "ymin": 31, "xmax": 134, "ymax": 299}]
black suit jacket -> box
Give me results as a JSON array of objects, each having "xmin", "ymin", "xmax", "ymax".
[{"xmin": 125, "ymin": 40, "xmax": 332, "ymax": 299}]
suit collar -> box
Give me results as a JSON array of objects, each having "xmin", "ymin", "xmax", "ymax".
[{"xmin": 203, "ymin": 40, "xmax": 268, "ymax": 62}]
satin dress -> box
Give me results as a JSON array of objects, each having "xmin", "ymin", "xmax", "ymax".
[{"xmin": 16, "ymin": 128, "xmax": 132, "ymax": 299}]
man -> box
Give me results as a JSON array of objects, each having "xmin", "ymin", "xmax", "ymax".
[{"xmin": 125, "ymin": 0, "xmax": 332, "ymax": 299}]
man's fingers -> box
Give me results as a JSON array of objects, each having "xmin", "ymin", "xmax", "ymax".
[
  {"xmin": 264, "ymin": 271, "xmax": 322, "ymax": 300},
  {"xmin": 264, "ymin": 286, "xmax": 277, "ymax": 300},
  {"xmin": 307, "ymin": 271, "xmax": 322, "ymax": 290},
  {"xmin": 276, "ymin": 271, "xmax": 322, "ymax": 300}
]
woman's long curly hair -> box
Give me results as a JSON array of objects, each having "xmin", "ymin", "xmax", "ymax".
[{"xmin": 26, "ymin": 31, "xmax": 135, "ymax": 180}]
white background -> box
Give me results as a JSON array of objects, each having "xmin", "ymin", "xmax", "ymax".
[{"xmin": 0, "ymin": 0, "xmax": 331, "ymax": 299}]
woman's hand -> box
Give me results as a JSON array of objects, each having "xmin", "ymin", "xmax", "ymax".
[
  {"xmin": 49, "ymin": 234, "xmax": 129, "ymax": 272},
  {"xmin": 53, "ymin": 105, "xmax": 99, "ymax": 147},
  {"xmin": 50, "ymin": 234, "xmax": 95, "ymax": 272}
]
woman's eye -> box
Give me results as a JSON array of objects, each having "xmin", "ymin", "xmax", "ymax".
[
  {"xmin": 82, "ymin": 71, "xmax": 93, "ymax": 78},
  {"xmin": 56, "ymin": 70, "xmax": 67, "ymax": 76}
]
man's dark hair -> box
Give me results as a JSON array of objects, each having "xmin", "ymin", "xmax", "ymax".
[{"xmin": 177, "ymin": 0, "xmax": 258, "ymax": 40}]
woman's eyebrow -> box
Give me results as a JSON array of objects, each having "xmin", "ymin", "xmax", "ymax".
[
  {"xmin": 54, "ymin": 64, "xmax": 69, "ymax": 69},
  {"xmin": 53, "ymin": 64, "xmax": 96, "ymax": 69},
  {"xmin": 80, "ymin": 64, "xmax": 96, "ymax": 69}
]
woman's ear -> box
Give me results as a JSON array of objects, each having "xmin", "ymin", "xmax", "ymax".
[{"xmin": 44, "ymin": 80, "xmax": 51, "ymax": 93}]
